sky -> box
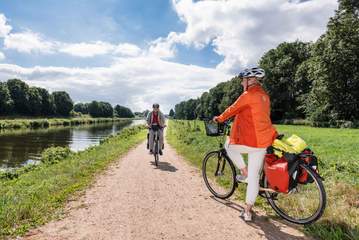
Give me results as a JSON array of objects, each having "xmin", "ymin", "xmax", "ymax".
[{"xmin": 0, "ymin": 0, "xmax": 338, "ymax": 113}]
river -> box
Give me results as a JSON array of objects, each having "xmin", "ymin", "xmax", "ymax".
[{"xmin": 0, "ymin": 119, "xmax": 145, "ymax": 169}]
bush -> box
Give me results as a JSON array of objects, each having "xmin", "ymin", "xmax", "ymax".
[{"xmin": 41, "ymin": 146, "xmax": 72, "ymax": 164}]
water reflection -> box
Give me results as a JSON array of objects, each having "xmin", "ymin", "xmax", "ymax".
[{"xmin": 0, "ymin": 120, "xmax": 145, "ymax": 169}]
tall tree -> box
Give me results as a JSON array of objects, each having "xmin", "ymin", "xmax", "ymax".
[
  {"xmin": 52, "ymin": 91, "xmax": 73, "ymax": 116},
  {"xmin": 28, "ymin": 87, "xmax": 43, "ymax": 115},
  {"xmin": 0, "ymin": 82, "xmax": 14, "ymax": 114},
  {"xmin": 169, "ymin": 109, "xmax": 175, "ymax": 117},
  {"xmin": 38, "ymin": 87, "xmax": 55, "ymax": 115},
  {"xmin": 304, "ymin": 0, "xmax": 359, "ymax": 122},
  {"xmin": 114, "ymin": 105, "xmax": 134, "ymax": 118},
  {"xmin": 259, "ymin": 41, "xmax": 311, "ymax": 120},
  {"xmin": 74, "ymin": 103, "xmax": 89, "ymax": 114},
  {"xmin": 88, "ymin": 101, "xmax": 113, "ymax": 117},
  {"xmin": 6, "ymin": 79, "xmax": 30, "ymax": 115}
]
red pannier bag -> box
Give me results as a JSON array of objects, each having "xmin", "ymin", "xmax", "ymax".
[
  {"xmin": 264, "ymin": 154, "xmax": 289, "ymax": 193},
  {"xmin": 298, "ymin": 149, "xmax": 318, "ymax": 184}
]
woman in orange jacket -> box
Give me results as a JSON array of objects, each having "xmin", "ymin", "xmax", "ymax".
[{"xmin": 214, "ymin": 67, "xmax": 277, "ymax": 221}]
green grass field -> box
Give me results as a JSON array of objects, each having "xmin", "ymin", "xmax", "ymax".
[
  {"xmin": 0, "ymin": 125, "xmax": 146, "ymax": 238},
  {"xmin": 167, "ymin": 120, "xmax": 359, "ymax": 240}
]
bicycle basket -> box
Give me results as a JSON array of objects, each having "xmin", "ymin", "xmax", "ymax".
[{"xmin": 204, "ymin": 120, "xmax": 225, "ymax": 136}]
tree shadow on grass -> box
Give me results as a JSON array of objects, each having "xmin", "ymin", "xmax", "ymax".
[
  {"xmin": 210, "ymin": 196, "xmax": 309, "ymax": 240},
  {"xmin": 150, "ymin": 161, "xmax": 178, "ymax": 172}
]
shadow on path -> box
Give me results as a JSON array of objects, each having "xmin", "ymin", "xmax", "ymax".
[
  {"xmin": 211, "ymin": 196, "xmax": 309, "ymax": 240},
  {"xmin": 150, "ymin": 161, "xmax": 178, "ymax": 172}
]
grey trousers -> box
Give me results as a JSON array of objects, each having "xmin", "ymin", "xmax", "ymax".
[{"xmin": 149, "ymin": 128, "xmax": 164, "ymax": 151}]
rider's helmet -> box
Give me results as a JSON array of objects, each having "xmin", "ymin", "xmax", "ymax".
[
  {"xmin": 152, "ymin": 103, "xmax": 160, "ymax": 108},
  {"xmin": 240, "ymin": 67, "xmax": 265, "ymax": 79}
]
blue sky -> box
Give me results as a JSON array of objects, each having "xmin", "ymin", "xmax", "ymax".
[
  {"xmin": 0, "ymin": 0, "xmax": 338, "ymax": 112},
  {"xmin": 0, "ymin": 0, "xmax": 221, "ymax": 68}
]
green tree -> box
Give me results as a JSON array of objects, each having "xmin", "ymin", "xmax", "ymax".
[
  {"xmin": 38, "ymin": 88, "xmax": 55, "ymax": 115},
  {"xmin": 74, "ymin": 103, "xmax": 89, "ymax": 114},
  {"xmin": 88, "ymin": 101, "xmax": 113, "ymax": 117},
  {"xmin": 219, "ymin": 76, "xmax": 243, "ymax": 113},
  {"xmin": 0, "ymin": 82, "xmax": 14, "ymax": 114},
  {"xmin": 259, "ymin": 41, "xmax": 311, "ymax": 120},
  {"xmin": 52, "ymin": 91, "xmax": 73, "ymax": 116},
  {"xmin": 28, "ymin": 87, "xmax": 43, "ymax": 115},
  {"xmin": 169, "ymin": 109, "xmax": 175, "ymax": 117},
  {"xmin": 6, "ymin": 79, "xmax": 30, "ymax": 115},
  {"xmin": 114, "ymin": 105, "xmax": 134, "ymax": 118},
  {"xmin": 304, "ymin": 0, "xmax": 359, "ymax": 122}
]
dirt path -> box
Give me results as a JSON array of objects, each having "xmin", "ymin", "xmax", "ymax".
[{"xmin": 22, "ymin": 137, "xmax": 309, "ymax": 240}]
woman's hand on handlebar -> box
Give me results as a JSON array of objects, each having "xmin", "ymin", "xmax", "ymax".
[{"xmin": 212, "ymin": 116, "xmax": 219, "ymax": 123}]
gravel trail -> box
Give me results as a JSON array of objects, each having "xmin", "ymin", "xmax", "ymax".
[{"xmin": 22, "ymin": 137, "xmax": 309, "ymax": 240}]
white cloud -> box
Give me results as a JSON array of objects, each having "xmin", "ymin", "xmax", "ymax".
[
  {"xmin": 4, "ymin": 31, "xmax": 56, "ymax": 54},
  {"xmin": 148, "ymin": 32, "xmax": 180, "ymax": 59},
  {"xmin": 0, "ymin": 52, "xmax": 5, "ymax": 61},
  {"xmin": 0, "ymin": 14, "xmax": 11, "ymax": 37},
  {"xmin": 59, "ymin": 41, "xmax": 114, "ymax": 57},
  {"xmin": 59, "ymin": 42, "xmax": 143, "ymax": 58},
  {"xmin": 152, "ymin": 0, "xmax": 338, "ymax": 73},
  {"xmin": 0, "ymin": 58, "xmax": 230, "ymax": 112},
  {"xmin": 114, "ymin": 43, "xmax": 141, "ymax": 57}
]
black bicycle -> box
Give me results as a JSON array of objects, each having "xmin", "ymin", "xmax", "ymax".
[
  {"xmin": 148, "ymin": 125, "xmax": 162, "ymax": 166},
  {"xmin": 201, "ymin": 120, "xmax": 326, "ymax": 225}
]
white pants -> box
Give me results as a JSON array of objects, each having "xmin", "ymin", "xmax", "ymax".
[{"xmin": 225, "ymin": 139, "xmax": 266, "ymax": 205}]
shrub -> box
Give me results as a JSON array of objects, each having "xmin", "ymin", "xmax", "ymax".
[{"xmin": 41, "ymin": 146, "xmax": 72, "ymax": 164}]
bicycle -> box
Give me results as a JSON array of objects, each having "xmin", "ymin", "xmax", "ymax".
[
  {"xmin": 201, "ymin": 120, "xmax": 326, "ymax": 225},
  {"xmin": 147, "ymin": 125, "xmax": 163, "ymax": 166}
]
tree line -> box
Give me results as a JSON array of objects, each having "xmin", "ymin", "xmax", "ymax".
[
  {"xmin": 0, "ymin": 79, "xmax": 135, "ymax": 118},
  {"xmin": 173, "ymin": 0, "xmax": 359, "ymax": 127},
  {"xmin": 74, "ymin": 102, "xmax": 135, "ymax": 118}
]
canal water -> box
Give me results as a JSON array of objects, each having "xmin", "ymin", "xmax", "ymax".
[{"xmin": 0, "ymin": 119, "xmax": 145, "ymax": 169}]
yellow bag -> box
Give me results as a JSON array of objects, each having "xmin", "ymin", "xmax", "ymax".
[
  {"xmin": 285, "ymin": 134, "xmax": 308, "ymax": 153},
  {"xmin": 272, "ymin": 135, "xmax": 307, "ymax": 157},
  {"xmin": 272, "ymin": 139, "xmax": 296, "ymax": 157}
]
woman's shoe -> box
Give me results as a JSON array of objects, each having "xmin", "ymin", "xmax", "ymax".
[
  {"xmin": 240, "ymin": 211, "xmax": 252, "ymax": 222},
  {"xmin": 236, "ymin": 175, "xmax": 248, "ymax": 183}
]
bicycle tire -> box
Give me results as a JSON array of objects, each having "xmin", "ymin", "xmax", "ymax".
[
  {"xmin": 154, "ymin": 139, "xmax": 159, "ymax": 166},
  {"xmin": 264, "ymin": 163, "xmax": 326, "ymax": 225},
  {"xmin": 202, "ymin": 151, "xmax": 236, "ymax": 199}
]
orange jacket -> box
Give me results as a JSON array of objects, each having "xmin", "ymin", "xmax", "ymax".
[{"xmin": 217, "ymin": 85, "xmax": 277, "ymax": 148}]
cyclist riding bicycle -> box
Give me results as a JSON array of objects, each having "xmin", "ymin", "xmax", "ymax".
[
  {"xmin": 213, "ymin": 67, "xmax": 277, "ymax": 222},
  {"xmin": 146, "ymin": 103, "xmax": 166, "ymax": 155}
]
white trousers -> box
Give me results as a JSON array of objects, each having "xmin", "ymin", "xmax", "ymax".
[{"xmin": 225, "ymin": 139, "xmax": 266, "ymax": 205}]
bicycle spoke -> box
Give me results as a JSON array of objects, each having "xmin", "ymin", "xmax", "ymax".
[
  {"xmin": 265, "ymin": 163, "xmax": 326, "ymax": 224},
  {"xmin": 202, "ymin": 151, "xmax": 236, "ymax": 199}
]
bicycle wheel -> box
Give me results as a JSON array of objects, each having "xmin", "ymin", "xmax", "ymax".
[
  {"xmin": 202, "ymin": 151, "xmax": 236, "ymax": 199},
  {"xmin": 264, "ymin": 163, "xmax": 326, "ymax": 225},
  {"xmin": 154, "ymin": 140, "xmax": 159, "ymax": 166}
]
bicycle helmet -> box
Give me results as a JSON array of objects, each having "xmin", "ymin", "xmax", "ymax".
[
  {"xmin": 152, "ymin": 103, "xmax": 160, "ymax": 108},
  {"xmin": 240, "ymin": 67, "xmax": 265, "ymax": 78}
]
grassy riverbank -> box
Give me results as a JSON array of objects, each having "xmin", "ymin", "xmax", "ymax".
[
  {"xmin": 167, "ymin": 120, "xmax": 359, "ymax": 240},
  {"xmin": 0, "ymin": 117, "xmax": 135, "ymax": 130},
  {"xmin": 0, "ymin": 125, "xmax": 147, "ymax": 238}
]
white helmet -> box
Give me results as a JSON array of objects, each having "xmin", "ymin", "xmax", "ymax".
[{"xmin": 240, "ymin": 67, "xmax": 265, "ymax": 78}]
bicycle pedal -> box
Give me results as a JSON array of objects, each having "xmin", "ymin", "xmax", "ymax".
[{"xmin": 258, "ymin": 191, "xmax": 266, "ymax": 198}]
